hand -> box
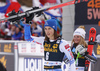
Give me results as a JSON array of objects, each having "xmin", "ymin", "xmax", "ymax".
[
  {"xmin": 25, "ymin": 9, "xmax": 34, "ymax": 23},
  {"xmin": 75, "ymin": 45, "xmax": 86, "ymax": 54},
  {"xmin": 25, "ymin": 7, "xmax": 43, "ymax": 23}
]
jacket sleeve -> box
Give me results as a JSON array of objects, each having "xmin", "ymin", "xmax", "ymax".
[
  {"xmin": 23, "ymin": 24, "xmax": 34, "ymax": 42},
  {"xmin": 59, "ymin": 40, "xmax": 76, "ymax": 71},
  {"xmin": 23, "ymin": 23, "xmax": 44, "ymax": 45},
  {"xmin": 64, "ymin": 47, "xmax": 76, "ymax": 71}
]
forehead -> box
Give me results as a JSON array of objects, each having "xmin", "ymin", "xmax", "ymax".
[
  {"xmin": 44, "ymin": 26, "xmax": 52, "ymax": 29},
  {"xmin": 74, "ymin": 35, "xmax": 81, "ymax": 37}
]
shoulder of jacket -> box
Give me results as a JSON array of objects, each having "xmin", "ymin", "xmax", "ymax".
[
  {"xmin": 60, "ymin": 39, "xmax": 69, "ymax": 45},
  {"xmin": 61, "ymin": 39, "xmax": 68, "ymax": 43}
]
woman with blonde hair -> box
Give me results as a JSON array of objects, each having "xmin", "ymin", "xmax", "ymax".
[
  {"xmin": 71, "ymin": 26, "xmax": 88, "ymax": 48},
  {"xmin": 71, "ymin": 25, "xmax": 97, "ymax": 71}
]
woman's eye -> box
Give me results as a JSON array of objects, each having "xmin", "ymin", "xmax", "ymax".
[
  {"xmin": 45, "ymin": 28, "xmax": 47, "ymax": 30},
  {"xmin": 77, "ymin": 36, "xmax": 80, "ymax": 38},
  {"xmin": 48, "ymin": 28, "xmax": 51, "ymax": 30}
]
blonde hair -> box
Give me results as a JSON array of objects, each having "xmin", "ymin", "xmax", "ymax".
[
  {"xmin": 71, "ymin": 25, "xmax": 88, "ymax": 48},
  {"xmin": 78, "ymin": 25, "xmax": 85, "ymax": 30}
]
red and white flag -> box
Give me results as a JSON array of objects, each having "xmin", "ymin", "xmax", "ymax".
[{"xmin": 32, "ymin": 0, "xmax": 62, "ymax": 17}]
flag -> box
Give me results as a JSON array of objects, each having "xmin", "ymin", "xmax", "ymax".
[
  {"xmin": 0, "ymin": 0, "xmax": 22, "ymax": 19},
  {"xmin": 0, "ymin": 3, "xmax": 10, "ymax": 19},
  {"xmin": 6, "ymin": 0, "xmax": 17, "ymax": 3},
  {"xmin": 32, "ymin": 0, "xmax": 62, "ymax": 17},
  {"xmin": 5, "ymin": 2, "xmax": 21, "ymax": 17}
]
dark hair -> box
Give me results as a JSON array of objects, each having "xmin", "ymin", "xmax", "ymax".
[{"xmin": 44, "ymin": 30, "xmax": 60, "ymax": 42}]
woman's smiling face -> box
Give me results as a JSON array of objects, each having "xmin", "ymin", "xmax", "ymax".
[{"xmin": 73, "ymin": 35, "xmax": 81, "ymax": 44}]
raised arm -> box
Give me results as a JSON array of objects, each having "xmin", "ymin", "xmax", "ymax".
[{"xmin": 22, "ymin": 23, "xmax": 44, "ymax": 45}]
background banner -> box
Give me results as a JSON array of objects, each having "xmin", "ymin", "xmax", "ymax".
[
  {"xmin": 0, "ymin": 55, "xmax": 14, "ymax": 71},
  {"xmin": 0, "ymin": 43, "xmax": 14, "ymax": 53},
  {"xmin": 75, "ymin": 0, "xmax": 100, "ymax": 39},
  {"xmin": 91, "ymin": 42, "xmax": 100, "ymax": 71},
  {"xmin": 0, "ymin": 42, "xmax": 14, "ymax": 71}
]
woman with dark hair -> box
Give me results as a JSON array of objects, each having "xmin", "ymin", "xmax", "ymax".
[{"xmin": 24, "ymin": 18, "xmax": 76, "ymax": 71}]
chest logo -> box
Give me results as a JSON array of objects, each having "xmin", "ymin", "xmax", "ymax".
[{"xmin": 53, "ymin": 44, "xmax": 58, "ymax": 49}]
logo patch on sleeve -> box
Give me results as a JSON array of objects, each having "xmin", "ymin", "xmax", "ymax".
[{"xmin": 65, "ymin": 44, "xmax": 70, "ymax": 49}]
